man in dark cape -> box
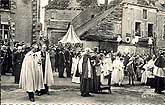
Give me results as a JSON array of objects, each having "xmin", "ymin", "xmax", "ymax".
[
  {"xmin": 154, "ymin": 52, "xmax": 165, "ymax": 94},
  {"xmin": 79, "ymin": 48, "xmax": 93, "ymax": 97}
]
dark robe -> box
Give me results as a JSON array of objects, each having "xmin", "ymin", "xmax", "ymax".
[
  {"xmin": 154, "ymin": 55, "xmax": 165, "ymax": 93},
  {"xmin": 6, "ymin": 47, "xmax": 13, "ymax": 73},
  {"xmin": 13, "ymin": 51, "xmax": 25, "ymax": 84},
  {"xmin": 57, "ymin": 50, "xmax": 65, "ymax": 77},
  {"xmin": 91, "ymin": 55, "xmax": 100, "ymax": 93},
  {"xmin": 80, "ymin": 54, "xmax": 93, "ymax": 95},
  {"xmin": 1, "ymin": 50, "xmax": 8, "ymax": 75},
  {"xmin": 64, "ymin": 50, "xmax": 72, "ymax": 77}
]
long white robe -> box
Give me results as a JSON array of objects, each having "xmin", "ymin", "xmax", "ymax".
[
  {"xmin": 71, "ymin": 57, "xmax": 80, "ymax": 84},
  {"xmin": 19, "ymin": 51, "xmax": 45, "ymax": 92},
  {"xmin": 111, "ymin": 58, "xmax": 124, "ymax": 84},
  {"xmin": 101, "ymin": 57, "xmax": 113, "ymax": 85},
  {"xmin": 19, "ymin": 51, "xmax": 54, "ymax": 92}
]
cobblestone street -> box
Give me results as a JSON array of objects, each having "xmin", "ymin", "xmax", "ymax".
[{"xmin": 1, "ymin": 74, "xmax": 165, "ymax": 104}]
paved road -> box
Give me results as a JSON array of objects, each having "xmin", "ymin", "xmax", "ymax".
[{"xmin": 1, "ymin": 85, "xmax": 165, "ymax": 105}]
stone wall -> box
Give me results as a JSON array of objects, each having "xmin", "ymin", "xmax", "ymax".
[{"xmin": 15, "ymin": 0, "xmax": 32, "ymax": 43}]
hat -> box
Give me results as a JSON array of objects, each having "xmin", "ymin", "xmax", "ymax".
[{"xmin": 17, "ymin": 46, "xmax": 22, "ymax": 50}]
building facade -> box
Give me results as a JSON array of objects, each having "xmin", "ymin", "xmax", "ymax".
[
  {"xmin": 0, "ymin": 0, "xmax": 16, "ymax": 46},
  {"xmin": 121, "ymin": 2, "xmax": 165, "ymax": 54}
]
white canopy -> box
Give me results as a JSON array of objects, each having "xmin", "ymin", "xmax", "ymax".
[{"xmin": 59, "ymin": 25, "xmax": 82, "ymax": 44}]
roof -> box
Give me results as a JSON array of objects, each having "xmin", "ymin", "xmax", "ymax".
[{"xmin": 59, "ymin": 25, "xmax": 82, "ymax": 43}]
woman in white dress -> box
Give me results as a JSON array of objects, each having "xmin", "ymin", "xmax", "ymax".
[
  {"xmin": 101, "ymin": 54, "xmax": 113, "ymax": 85},
  {"xmin": 111, "ymin": 55, "xmax": 124, "ymax": 86},
  {"xmin": 71, "ymin": 53, "xmax": 81, "ymax": 84}
]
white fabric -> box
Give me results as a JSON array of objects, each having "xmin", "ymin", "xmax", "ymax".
[
  {"xmin": 71, "ymin": 57, "xmax": 80, "ymax": 84},
  {"xmin": 19, "ymin": 51, "xmax": 45, "ymax": 92},
  {"xmin": 141, "ymin": 64, "xmax": 148, "ymax": 84},
  {"xmin": 111, "ymin": 58, "xmax": 124, "ymax": 84},
  {"xmin": 36, "ymin": 51, "xmax": 54, "ymax": 86},
  {"xmin": 59, "ymin": 25, "xmax": 82, "ymax": 43},
  {"xmin": 87, "ymin": 58, "xmax": 92, "ymax": 78},
  {"xmin": 153, "ymin": 66, "xmax": 165, "ymax": 77},
  {"xmin": 78, "ymin": 56, "xmax": 84, "ymax": 73}
]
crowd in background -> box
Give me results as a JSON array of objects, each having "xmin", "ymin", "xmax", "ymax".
[{"xmin": 0, "ymin": 42, "xmax": 165, "ymax": 96}]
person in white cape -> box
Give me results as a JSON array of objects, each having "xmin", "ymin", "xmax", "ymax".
[
  {"xmin": 111, "ymin": 54, "xmax": 124, "ymax": 86},
  {"xmin": 35, "ymin": 44, "xmax": 54, "ymax": 95},
  {"xmin": 19, "ymin": 43, "xmax": 54, "ymax": 102},
  {"xmin": 19, "ymin": 43, "xmax": 42, "ymax": 102}
]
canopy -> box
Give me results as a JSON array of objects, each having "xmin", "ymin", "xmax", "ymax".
[{"xmin": 59, "ymin": 25, "xmax": 82, "ymax": 44}]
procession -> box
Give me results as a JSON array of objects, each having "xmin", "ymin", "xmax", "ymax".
[
  {"xmin": 1, "ymin": 0, "xmax": 165, "ymax": 104},
  {"xmin": 1, "ymin": 40, "xmax": 165, "ymax": 102}
]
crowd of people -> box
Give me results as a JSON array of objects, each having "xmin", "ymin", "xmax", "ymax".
[{"xmin": 0, "ymin": 42, "xmax": 165, "ymax": 102}]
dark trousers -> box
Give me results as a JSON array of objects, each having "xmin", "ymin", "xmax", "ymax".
[
  {"xmin": 66, "ymin": 63, "xmax": 71, "ymax": 77},
  {"xmin": 155, "ymin": 76, "xmax": 164, "ymax": 93},
  {"xmin": 14, "ymin": 64, "xmax": 21, "ymax": 84},
  {"xmin": 27, "ymin": 92, "xmax": 34, "ymax": 99},
  {"xmin": 1, "ymin": 64, "xmax": 7, "ymax": 75},
  {"xmin": 128, "ymin": 72, "xmax": 134, "ymax": 85},
  {"xmin": 80, "ymin": 78, "xmax": 92, "ymax": 95},
  {"xmin": 41, "ymin": 84, "xmax": 49, "ymax": 94},
  {"xmin": 58, "ymin": 64, "xmax": 64, "ymax": 77}
]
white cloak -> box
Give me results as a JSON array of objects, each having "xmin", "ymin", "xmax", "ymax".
[
  {"xmin": 36, "ymin": 51, "xmax": 54, "ymax": 86},
  {"xmin": 111, "ymin": 58, "xmax": 124, "ymax": 84},
  {"xmin": 19, "ymin": 51, "xmax": 54, "ymax": 92},
  {"xmin": 19, "ymin": 51, "xmax": 45, "ymax": 92}
]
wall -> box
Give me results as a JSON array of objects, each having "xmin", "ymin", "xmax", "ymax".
[
  {"xmin": 122, "ymin": 3, "xmax": 157, "ymax": 40},
  {"xmin": 118, "ymin": 44, "xmax": 150, "ymax": 54},
  {"xmin": 15, "ymin": 0, "xmax": 32, "ymax": 43},
  {"xmin": 82, "ymin": 40, "xmax": 99, "ymax": 50},
  {"xmin": 157, "ymin": 11, "xmax": 165, "ymax": 48},
  {"xmin": 45, "ymin": 9, "xmax": 81, "ymax": 44}
]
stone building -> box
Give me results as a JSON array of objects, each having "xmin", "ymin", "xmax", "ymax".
[
  {"xmin": 120, "ymin": 0, "xmax": 165, "ymax": 54},
  {"xmin": 44, "ymin": 0, "xmax": 81, "ymax": 44},
  {"xmin": 71, "ymin": 0, "xmax": 165, "ymax": 54},
  {"xmin": 0, "ymin": 0, "xmax": 16, "ymax": 46}
]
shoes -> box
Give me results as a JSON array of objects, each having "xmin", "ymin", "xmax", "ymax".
[
  {"xmin": 154, "ymin": 90, "xmax": 163, "ymax": 94},
  {"xmin": 81, "ymin": 93, "xmax": 92, "ymax": 97},
  {"xmin": 29, "ymin": 98, "xmax": 35, "ymax": 102},
  {"xmin": 36, "ymin": 92, "xmax": 42, "ymax": 96}
]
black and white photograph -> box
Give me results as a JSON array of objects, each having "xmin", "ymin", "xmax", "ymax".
[{"xmin": 0, "ymin": 0, "xmax": 165, "ymax": 104}]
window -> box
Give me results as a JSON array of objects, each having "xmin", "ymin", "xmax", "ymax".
[
  {"xmin": 135, "ymin": 22, "xmax": 141, "ymax": 36},
  {"xmin": 0, "ymin": 24, "xmax": 9, "ymax": 40},
  {"xmin": 0, "ymin": 0, "xmax": 10, "ymax": 9},
  {"xmin": 148, "ymin": 24, "xmax": 153, "ymax": 37},
  {"xmin": 163, "ymin": 25, "xmax": 165, "ymax": 40},
  {"xmin": 91, "ymin": 15, "xmax": 95, "ymax": 19},
  {"xmin": 143, "ymin": 9, "xmax": 147, "ymax": 19}
]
